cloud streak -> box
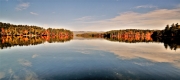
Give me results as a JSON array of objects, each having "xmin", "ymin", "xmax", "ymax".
[
  {"xmin": 81, "ymin": 8, "xmax": 180, "ymax": 31},
  {"xmin": 134, "ymin": 5, "xmax": 157, "ymax": 9},
  {"xmin": 30, "ymin": 12, "xmax": 38, "ymax": 15},
  {"xmin": 15, "ymin": 2, "xmax": 30, "ymax": 11},
  {"xmin": 75, "ymin": 16, "xmax": 93, "ymax": 21}
]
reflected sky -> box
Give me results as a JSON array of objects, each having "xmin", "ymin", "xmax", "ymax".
[
  {"xmin": 81, "ymin": 39, "xmax": 180, "ymax": 67},
  {"xmin": 0, "ymin": 39, "xmax": 180, "ymax": 80}
]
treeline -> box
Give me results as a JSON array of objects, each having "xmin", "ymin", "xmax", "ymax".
[
  {"xmin": 151, "ymin": 23, "xmax": 180, "ymax": 37},
  {"xmin": 0, "ymin": 22, "xmax": 73, "ymax": 37},
  {"xmin": 76, "ymin": 23, "xmax": 180, "ymax": 39},
  {"xmin": 76, "ymin": 32, "xmax": 104, "ymax": 38},
  {"xmin": 103, "ymin": 29, "xmax": 155, "ymax": 38},
  {"xmin": 76, "ymin": 30, "xmax": 154, "ymax": 43},
  {"xmin": 0, "ymin": 22, "xmax": 73, "ymax": 49},
  {"xmin": 76, "ymin": 24, "xmax": 180, "ymax": 50},
  {"xmin": 0, "ymin": 36, "xmax": 73, "ymax": 49},
  {"xmin": 76, "ymin": 29, "xmax": 155, "ymax": 37}
]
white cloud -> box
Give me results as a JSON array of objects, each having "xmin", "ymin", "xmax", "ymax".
[
  {"xmin": 81, "ymin": 8, "xmax": 180, "ymax": 31},
  {"xmin": 177, "ymin": 4, "xmax": 180, "ymax": 8},
  {"xmin": 15, "ymin": 2, "xmax": 30, "ymax": 11},
  {"xmin": 75, "ymin": 16, "xmax": 93, "ymax": 21},
  {"xmin": 134, "ymin": 62, "xmax": 154, "ymax": 66},
  {"xmin": 30, "ymin": 12, "xmax": 38, "ymax": 15},
  {"xmin": 134, "ymin": 5, "xmax": 157, "ymax": 9}
]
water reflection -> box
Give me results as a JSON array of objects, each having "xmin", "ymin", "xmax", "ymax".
[
  {"xmin": 152, "ymin": 37, "xmax": 180, "ymax": 50},
  {"xmin": 76, "ymin": 36, "xmax": 180, "ymax": 50},
  {"xmin": 0, "ymin": 60, "xmax": 38, "ymax": 80},
  {"xmin": 104, "ymin": 35, "xmax": 153, "ymax": 43},
  {"xmin": 1, "ymin": 35, "xmax": 180, "ymax": 50},
  {"xmin": 107, "ymin": 37, "xmax": 180, "ymax": 50},
  {"xmin": 0, "ymin": 36, "xmax": 73, "ymax": 49},
  {"xmin": 83, "ymin": 39, "xmax": 180, "ymax": 66},
  {"xmin": 0, "ymin": 39, "xmax": 180, "ymax": 80}
]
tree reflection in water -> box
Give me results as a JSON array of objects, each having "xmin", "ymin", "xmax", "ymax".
[
  {"xmin": 76, "ymin": 35, "xmax": 180, "ymax": 50},
  {"xmin": 0, "ymin": 36, "xmax": 73, "ymax": 49},
  {"xmin": 1, "ymin": 35, "xmax": 179, "ymax": 50},
  {"xmin": 107, "ymin": 37, "xmax": 180, "ymax": 50},
  {"xmin": 152, "ymin": 37, "xmax": 180, "ymax": 50}
]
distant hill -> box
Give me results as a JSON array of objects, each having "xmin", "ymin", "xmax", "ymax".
[{"xmin": 73, "ymin": 31, "xmax": 104, "ymax": 36}]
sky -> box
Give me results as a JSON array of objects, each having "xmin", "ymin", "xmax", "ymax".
[{"xmin": 0, "ymin": 0, "xmax": 180, "ymax": 31}]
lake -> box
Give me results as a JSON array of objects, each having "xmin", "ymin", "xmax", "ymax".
[{"xmin": 0, "ymin": 37, "xmax": 180, "ymax": 80}]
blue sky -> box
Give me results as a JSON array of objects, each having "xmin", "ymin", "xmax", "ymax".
[{"xmin": 0, "ymin": 0, "xmax": 180, "ymax": 31}]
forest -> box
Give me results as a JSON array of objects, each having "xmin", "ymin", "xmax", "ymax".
[
  {"xmin": 0, "ymin": 22, "xmax": 73, "ymax": 37},
  {"xmin": 0, "ymin": 22, "xmax": 74, "ymax": 49},
  {"xmin": 151, "ymin": 23, "xmax": 180, "ymax": 37},
  {"xmin": 1, "ymin": 22, "xmax": 180, "ymax": 50},
  {"xmin": 76, "ymin": 23, "xmax": 180, "ymax": 40},
  {"xmin": 76, "ymin": 29, "xmax": 155, "ymax": 39},
  {"xmin": 76, "ymin": 23, "xmax": 180, "ymax": 50}
]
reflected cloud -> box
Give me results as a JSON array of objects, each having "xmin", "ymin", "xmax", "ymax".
[
  {"xmin": 0, "ymin": 72, "xmax": 5, "ymax": 79},
  {"xmin": 18, "ymin": 59, "xmax": 32, "ymax": 67},
  {"xmin": 12, "ymin": 75, "xmax": 19, "ymax": 80},
  {"xmin": 23, "ymin": 69, "xmax": 38, "ymax": 80},
  {"xmin": 0, "ymin": 64, "xmax": 38, "ymax": 80},
  {"xmin": 83, "ymin": 40, "xmax": 180, "ymax": 68},
  {"xmin": 9, "ymin": 68, "xmax": 13, "ymax": 74},
  {"xmin": 6, "ymin": 68, "xmax": 38, "ymax": 80},
  {"xmin": 113, "ymin": 72, "xmax": 123, "ymax": 78},
  {"xmin": 32, "ymin": 54, "xmax": 39, "ymax": 58},
  {"xmin": 75, "ymin": 49, "xmax": 92, "ymax": 54},
  {"xmin": 77, "ymin": 51, "xmax": 90, "ymax": 54},
  {"xmin": 8, "ymin": 68, "xmax": 15, "ymax": 80}
]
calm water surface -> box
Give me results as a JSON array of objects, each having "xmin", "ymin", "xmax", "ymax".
[{"xmin": 0, "ymin": 38, "xmax": 180, "ymax": 80}]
